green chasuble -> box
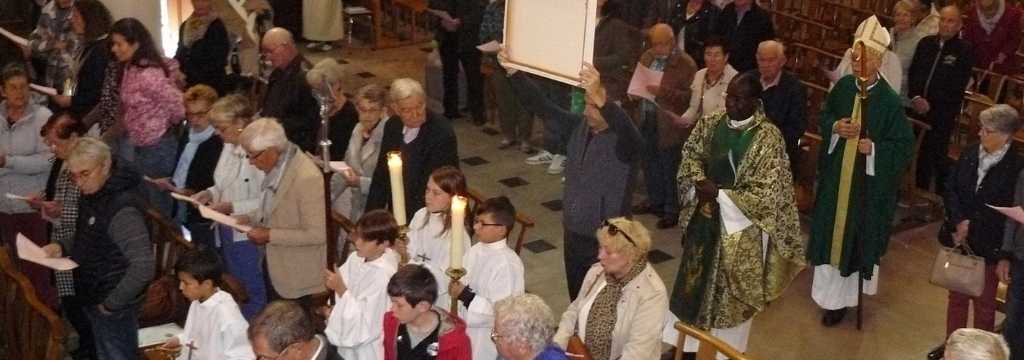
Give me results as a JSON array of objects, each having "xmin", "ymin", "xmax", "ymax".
[
  {"xmin": 808, "ymin": 75, "xmax": 914, "ymax": 278},
  {"xmin": 670, "ymin": 109, "xmax": 805, "ymax": 330}
]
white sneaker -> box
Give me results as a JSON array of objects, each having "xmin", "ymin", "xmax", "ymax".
[
  {"xmin": 546, "ymin": 154, "xmax": 567, "ymax": 174},
  {"xmin": 525, "ymin": 150, "xmax": 554, "ymax": 165}
]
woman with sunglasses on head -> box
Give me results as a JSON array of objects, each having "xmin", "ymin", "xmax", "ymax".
[{"xmin": 553, "ymin": 217, "xmax": 668, "ymax": 360}]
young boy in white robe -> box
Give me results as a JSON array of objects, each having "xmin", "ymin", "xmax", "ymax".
[
  {"xmin": 161, "ymin": 247, "xmax": 255, "ymax": 360},
  {"xmin": 404, "ymin": 166, "xmax": 472, "ymax": 309},
  {"xmin": 324, "ymin": 209, "xmax": 401, "ymax": 359},
  {"xmin": 450, "ymin": 196, "xmax": 526, "ymax": 360}
]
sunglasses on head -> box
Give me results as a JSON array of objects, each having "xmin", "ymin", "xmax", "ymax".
[{"xmin": 603, "ymin": 219, "xmax": 636, "ymax": 247}]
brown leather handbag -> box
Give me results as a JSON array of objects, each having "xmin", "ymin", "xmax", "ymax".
[{"xmin": 566, "ymin": 334, "xmax": 593, "ymax": 360}]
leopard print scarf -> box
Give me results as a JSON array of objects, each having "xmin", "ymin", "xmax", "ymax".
[{"xmin": 584, "ymin": 259, "xmax": 648, "ymax": 360}]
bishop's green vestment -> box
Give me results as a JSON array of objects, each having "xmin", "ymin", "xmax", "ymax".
[{"xmin": 808, "ymin": 75, "xmax": 914, "ymax": 278}]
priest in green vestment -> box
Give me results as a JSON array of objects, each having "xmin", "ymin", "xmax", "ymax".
[
  {"xmin": 668, "ymin": 72, "xmax": 805, "ymax": 354},
  {"xmin": 808, "ymin": 15, "xmax": 915, "ymax": 327}
]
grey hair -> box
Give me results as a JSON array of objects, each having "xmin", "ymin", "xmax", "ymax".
[
  {"xmin": 356, "ymin": 84, "xmax": 389, "ymax": 106},
  {"xmin": 494, "ymin": 294, "xmax": 556, "ymax": 355},
  {"xmin": 389, "ymin": 78, "xmax": 426, "ymax": 103},
  {"xmin": 247, "ymin": 301, "xmax": 314, "ymax": 353},
  {"xmin": 209, "ymin": 94, "xmax": 256, "ymax": 127},
  {"xmin": 758, "ymin": 40, "xmax": 786, "ymax": 57},
  {"xmin": 979, "ymin": 104, "xmax": 1021, "ymax": 135},
  {"xmin": 240, "ymin": 117, "xmax": 289, "ymax": 152},
  {"xmin": 67, "ymin": 136, "xmax": 111, "ymax": 170},
  {"xmin": 306, "ymin": 58, "xmax": 345, "ymax": 91},
  {"xmin": 945, "ymin": 328, "xmax": 1010, "ymax": 360}
]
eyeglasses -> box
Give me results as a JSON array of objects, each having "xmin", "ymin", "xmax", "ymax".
[
  {"xmin": 603, "ymin": 219, "xmax": 636, "ymax": 247},
  {"xmin": 473, "ymin": 219, "xmax": 504, "ymax": 227},
  {"xmin": 248, "ymin": 149, "xmax": 267, "ymax": 160},
  {"xmin": 256, "ymin": 342, "xmax": 299, "ymax": 360},
  {"xmin": 490, "ymin": 331, "xmax": 504, "ymax": 343}
]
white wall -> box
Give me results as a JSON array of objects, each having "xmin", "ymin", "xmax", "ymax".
[{"xmin": 101, "ymin": 0, "xmax": 169, "ymax": 55}]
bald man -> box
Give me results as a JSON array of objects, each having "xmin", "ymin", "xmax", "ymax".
[
  {"xmin": 259, "ymin": 28, "xmax": 319, "ymax": 152},
  {"xmin": 907, "ymin": 5, "xmax": 974, "ymax": 192},
  {"xmin": 750, "ymin": 40, "xmax": 807, "ymax": 174}
]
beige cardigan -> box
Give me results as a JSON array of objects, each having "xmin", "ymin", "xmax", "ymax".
[
  {"xmin": 554, "ymin": 263, "xmax": 668, "ymax": 360},
  {"xmin": 260, "ymin": 151, "xmax": 328, "ymax": 298}
]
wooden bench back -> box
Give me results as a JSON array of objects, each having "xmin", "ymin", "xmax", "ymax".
[
  {"xmin": 673, "ymin": 322, "xmax": 753, "ymax": 360},
  {"xmin": 0, "ymin": 246, "xmax": 65, "ymax": 360}
]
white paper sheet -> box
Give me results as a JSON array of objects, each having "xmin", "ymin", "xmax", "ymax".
[
  {"xmin": 16, "ymin": 233, "xmax": 78, "ymax": 271},
  {"xmin": 138, "ymin": 323, "xmax": 184, "ymax": 348},
  {"xmin": 627, "ymin": 63, "xmax": 664, "ymax": 101},
  {"xmin": 989, "ymin": 204, "xmax": 1024, "ymax": 224},
  {"xmin": 198, "ymin": 205, "xmax": 252, "ymax": 233},
  {"xmin": 0, "ymin": 26, "xmax": 28, "ymax": 47},
  {"xmin": 476, "ymin": 40, "xmax": 500, "ymax": 53},
  {"xmin": 5, "ymin": 193, "xmax": 32, "ymax": 201},
  {"xmin": 170, "ymin": 192, "xmax": 200, "ymax": 205},
  {"xmin": 29, "ymin": 84, "xmax": 57, "ymax": 96},
  {"xmin": 329, "ymin": 161, "xmax": 351, "ymax": 173}
]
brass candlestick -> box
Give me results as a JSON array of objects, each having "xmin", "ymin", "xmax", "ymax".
[
  {"xmin": 397, "ymin": 225, "xmax": 410, "ymax": 265},
  {"xmin": 446, "ymin": 267, "xmax": 467, "ymax": 314}
]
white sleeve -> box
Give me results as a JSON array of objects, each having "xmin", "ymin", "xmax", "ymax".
[
  {"xmin": 716, "ymin": 190, "xmax": 753, "ymax": 235},
  {"xmin": 866, "ymin": 142, "xmax": 876, "ymax": 176},
  {"xmin": 465, "ymin": 257, "xmax": 525, "ymax": 328},
  {"xmin": 220, "ymin": 320, "xmax": 256, "ymax": 360},
  {"xmin": 325, "ymin": 268, "xmax": 391, "ymax": 348}
]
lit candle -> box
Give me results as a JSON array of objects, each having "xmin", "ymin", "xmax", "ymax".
[
  {"xmin": 449, "ymin": 195, "xmax": 467, "ymax": 270},
  {"xmin": 387, "ymin": 152, "xmax": 407, "ymax": 226}
]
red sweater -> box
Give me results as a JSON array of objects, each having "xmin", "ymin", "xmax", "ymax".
[
  {"xmin": 383, "ymin": 309, "xmax": 471, "ymax": 360},
  {"xmin": 964, "ymin": 4, "xmax": 1023, "ymax": 74}
]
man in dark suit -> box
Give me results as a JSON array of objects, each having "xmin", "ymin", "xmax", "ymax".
[
  {"xmin": 907, "ymin": 5, "xmax": 974, "ymax": 192},
  {"xmin": 427, "ymin": 0, "xmax": 487, "ymax": 124},
  {"xmin": 714, "ymin": 0, "xmax": 775, "ymax": 73},
  {"xmin": 259, "ymin": 28, "xmax": 319, "ymax": 152},
  {"xmin": 751, "ymin": 40, "xmax": 807, "ymax": 174},
  {"xmin": 365, "ymin": 78, "xmax": 459, "ymax": 221}
]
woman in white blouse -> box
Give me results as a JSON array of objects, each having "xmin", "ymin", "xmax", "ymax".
[
  {"xmin": 331, "ymin": 84, "xmax": 391, "ymax": 222},
  {"xmin": 678, "ymin": 37, "xmax": 738, "ymax": 128},
  {"xmin": 890, "ymin": 0, "xmax": 934, "ymax": 102},
  {"xmin": 191, "ymin": 94, "xmax": 267, "ymax": 319}
]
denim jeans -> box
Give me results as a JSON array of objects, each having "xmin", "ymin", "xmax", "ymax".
[
  {"xmin": 117, "ymin": 132, "xmax": 178, "ymax": 220},
  {"xmin": 220, "ymin": 226, "xmax": 267, "ymax": 319},
  {"xmin": 1006, "ymin": 260, "xmax": 1024, "ymax": 359},
  {"xmin": 84, "ymin": 303, "xmax": 139, "ymax": 360},
  {"xmin": 640, "ymin": 114, "xmax": 682, "ymax": 217}
]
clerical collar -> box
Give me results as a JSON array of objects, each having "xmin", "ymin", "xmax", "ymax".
[
  {"xmin": 481, "ymin": 239, "xmax": 508, "ymax": 249},
  {"xmin": 855, "ymin": 74, "xmax": 881, "ymax": 92},
  {"xmin": 728, "ymin": 114, "xmax": 755, "ymax": 129}
]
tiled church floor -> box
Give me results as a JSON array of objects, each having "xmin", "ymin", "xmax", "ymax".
[{"xmin": 317, "ymin": 41, "xmax": 962, "ymax": 359}]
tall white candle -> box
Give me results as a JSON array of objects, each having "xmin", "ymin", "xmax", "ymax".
[
  {"xmin": 450, "ymin": 195, "xmax": 467, "ymax": 270},
  {"xmin": 387, "ymin": 152, "xmax": 407, "ymax": 226}
]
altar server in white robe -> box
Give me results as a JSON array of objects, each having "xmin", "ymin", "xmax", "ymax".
[
  {"xmin": 405, "ymin": 166, "xmax": 472, "ymax": 309},
  {"xmin": 162, "ymin": 247, "xmax": 255, "ymax": 360},
  {"xmin": 450, "ymin": 196, "xmax": 526, "ymax": 360},
  {"xmin": 324, "ymin": 209, "xmax": 402, "ymax": 359}
]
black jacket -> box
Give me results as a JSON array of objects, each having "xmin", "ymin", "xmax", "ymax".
[
  {"xmin": 429, "ymin": 0, "xmax": 488, "ymax": 52},
  {"xmin": 174, "ymin": 130, "xmax": 223, "ymax": 222},
  {"xmin": 942, "ymin": 144, "xmax": 1024, "ymax": 263},
  {"xmin": 754, "ymin": 70, "xmax": 807, "ymax": 165},
  {"xmin": 667, "ymin": 1, "xmax": 720, "ymax": 69},
  {"xmin": 72, "ymin": 162, "xmax": 155, "ymax": 310},
  {"xmin": 365, "ymin": 113, "xmax": 459, "ymax": 220},
  {"xmin": 328, "ymin": 101, "xmax": 359, "ymax": 160},
  {"xmin": 594, "ymin": 16, "xmax": 642, "ymax": 101},
  {"xmin": 261, "ymin": 57, "xmax": 319, "ymax": 152},
  {"xmin": 174, "ymin": 18, "xmax": 230, "ymax": 94},
  {"xmin": 907, "ymin": 35, "xmax": 974, "ymax": 107},
  {"xmin": 69, "ymin": 38, "xmax": 111, "ymax": 119},
  {"xmin": 714, "ymin": 3, "xmax": 774, "ymax": 73}
]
